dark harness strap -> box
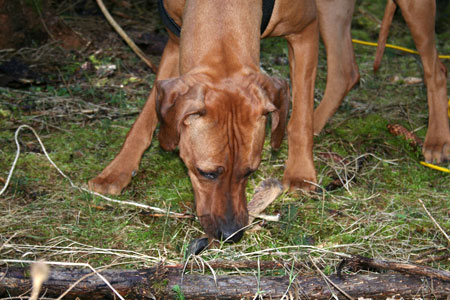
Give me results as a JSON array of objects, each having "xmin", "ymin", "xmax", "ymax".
[
  {"xmin": 261, "ymin": 0, "xmax": 275, "ymax": 34},
  {"xmin": 157, "ymin": 0, "xmax": 182, "ymax": 37},
  {"xmin": 158, "ymin": 0, "xmax": 275, "ymax": 37}
]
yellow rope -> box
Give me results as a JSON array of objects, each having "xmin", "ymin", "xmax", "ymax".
[
  {"xmin": 420, "ymin": 161, "xmax": 450, "ymax": 173},
  {"xmin": 352, "ymin": 39, "xmax": 450, "ymax": 59}
]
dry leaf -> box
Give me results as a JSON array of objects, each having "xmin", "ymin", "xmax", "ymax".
[
  {"xmin": 404, "ymin": 76, "xmax": 423, "ymax": 85},
  {"xmin": 248, "ymin": 178, "xmax": 283, "ymax": 223}
]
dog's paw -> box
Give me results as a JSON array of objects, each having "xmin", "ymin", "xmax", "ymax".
[
  {"xmin": 423, "ymin": 138, "xmax": 450, "ymax": 163},
  {"xmin": 88, "ymin": 169, "xmax": 134, "ymax": 195},
  {"xmin": 282, "ymin": 168, "xmax": 317, "ymax": 193}
]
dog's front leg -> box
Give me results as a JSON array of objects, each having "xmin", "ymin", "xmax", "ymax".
[
  {"xmin": 283, "ymin": 19, "xmax": 319, "ymax": 192},
  {"xmin": 89, "ymin": 37, "xmax": 180, "ymax": 195},
  {"xmin": 396, "ymin": 0, "xmax": 450, "ymax": 163}
]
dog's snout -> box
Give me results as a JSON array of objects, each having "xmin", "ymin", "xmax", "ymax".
[{"xmin": 217, "ymin": 224, "xmax": 245, "ymax": 243}]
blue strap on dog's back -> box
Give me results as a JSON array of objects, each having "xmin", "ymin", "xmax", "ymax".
[{"xmin": 158, "ymin": 0, "xmax": 275, "ymax": 37}]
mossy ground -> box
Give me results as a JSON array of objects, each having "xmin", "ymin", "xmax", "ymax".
[{"xmin": 0, "ymin": 0, "xmax": 448, "ymax": 279}]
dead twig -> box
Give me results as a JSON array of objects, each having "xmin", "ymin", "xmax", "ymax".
[
  {"xmin": 414, "ymin": 253, "xmax": 450, "ymax": 265},
  {"xmin": 140, "ymin": 212, "xmax": 195, "ymax": 219},
  {"xmin": 418, "ymin": 199, "xmax": 450, "ymax": 244},
  {"xmin": 415, "ymin": 247, "xmax": 448, "ymax": 260},
  {"xmin": 339, "ymin": 255, "xmax": 450, "ymax": 282},
  {"xmin": 310, "ymin": 255, "xmax": 355, "ymax": 300},
  {"xmin": 95, "ymin": 0, "xmax": 157, "ymax": 72}
]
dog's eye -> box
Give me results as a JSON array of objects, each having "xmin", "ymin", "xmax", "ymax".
[{"xmin": 197, "ymin": 168, "xmax": 219, "ymax": 180}]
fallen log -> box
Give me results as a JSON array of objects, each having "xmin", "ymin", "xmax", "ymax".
[{"xmin": 1, "ymin": 264, "xmax": 450, "ymax": 299}]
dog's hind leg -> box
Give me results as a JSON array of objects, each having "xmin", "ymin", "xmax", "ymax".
[
  {"xmin": 313, "ymin": 0, "xmax": 359, "ymax": 135},
  {"xmin": 89, "ymin": 37, "xmax": 180, "ymax": 195}
]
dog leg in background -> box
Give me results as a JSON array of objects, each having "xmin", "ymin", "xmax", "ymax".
[
  {"xmin": 396, "ymin": 0, "xmax": 450, "ymax": 163},
  {"xmin": 283, "ymin": 18, "xmax": 319, "ymax": 192},
  {"xmin": 373, "ymin": 0, "xmax": 397, "ymax": 72},
  {"xmin": 89, "ymin": 37, "xmax": 180, "ymax": 195},
  {"xmin": 313, "ymin": 0, "xmax": 359, "ymax": 135}
]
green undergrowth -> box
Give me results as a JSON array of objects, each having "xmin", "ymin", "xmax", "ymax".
[{"xmin": 0, "ymin": 0, "xmax": 448, "ymax": 281}]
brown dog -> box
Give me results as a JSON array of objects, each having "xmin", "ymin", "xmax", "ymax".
[
  {"xmin": 313, "ymin": 0, "xmax": 450, "ymax": 163},
  {"xmin": 89, "ymin": 0, "xmax": 318, "ymax": 242},
  {"xmin": 89, "ymin": 0, "xmax": 449, "ymax": 242}
]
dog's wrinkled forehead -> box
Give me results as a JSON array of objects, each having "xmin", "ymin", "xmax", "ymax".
[
  {"xmin": 155, "ymin": 74, "xmax": 285, "ymax": 156},
  {"xmin": 206, "ymin": 87, "xmax": 267, "ymax": 123},
  {"xmin": 179, "ymin": 88, "xmax": 268, "ymax": 167}
]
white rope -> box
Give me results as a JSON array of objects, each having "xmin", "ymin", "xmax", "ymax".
[
  {"xmin": 0, "ymin": 125, "xmax": 186, "ymax": 217},
  {"xmin": 1, "ymin": 259, "xmax": 125, "ymax": 300}
]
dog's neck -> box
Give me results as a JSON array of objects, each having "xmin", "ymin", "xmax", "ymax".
[{"xmin": 179, "ymin": 0, "xmax": 262, "ymax": 79}]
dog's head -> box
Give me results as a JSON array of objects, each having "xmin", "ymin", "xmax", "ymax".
[{"xmin": 156, "ymin": 74, "xmax": 289, "ymax": 242}]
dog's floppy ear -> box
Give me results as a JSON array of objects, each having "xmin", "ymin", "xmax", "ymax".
[
  {"xmin": 155, "ymin": 77, "xmax": 206, "ymax": 151},
  {"xmin": 251, "ymin": 75, "xmax": 290, "ymax": 150},
  {"xmin": 268, "ymin": 77, "xmax": 290, "ymax": 149}
]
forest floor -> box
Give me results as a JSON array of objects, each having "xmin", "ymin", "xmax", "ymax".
[{"xmin": 0, "ymin": 0, "xmax": 448, "ymax": 288}]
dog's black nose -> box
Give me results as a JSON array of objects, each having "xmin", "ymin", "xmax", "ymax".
[{"xmin": 217, "ymin": 226, "xmax": 244, "ymax": 243}]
